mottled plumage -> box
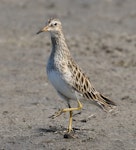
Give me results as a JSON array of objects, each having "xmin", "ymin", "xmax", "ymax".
[{"xmin": 37, "ymin": 18, "xmax": 116, "ymax": 136}]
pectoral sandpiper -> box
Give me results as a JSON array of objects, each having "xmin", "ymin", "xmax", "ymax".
[{"xmin": 37, "ymin": 18, "xmax": 116, "ymax": 137}]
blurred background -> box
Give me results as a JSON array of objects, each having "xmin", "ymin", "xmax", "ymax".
[{"xmin": 0, "ymin": 0, "xmax": 136, "ymax": 149}]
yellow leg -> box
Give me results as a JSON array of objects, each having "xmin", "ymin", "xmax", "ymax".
[
  {"xmin": 50, "ymin": 100, "xmax": 82, "ymax": 118},
  {"xmin": 67, "ymin": 111, "xmax": 73, "ymax": 133},
  {"xmin": 50, "ymin": 100, "xmax": 83, "ymax": 133}
]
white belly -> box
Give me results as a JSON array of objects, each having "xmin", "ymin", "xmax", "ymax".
[{"xmin": 47, "ymin": 70, "xmax": 76, "ymax": 100}]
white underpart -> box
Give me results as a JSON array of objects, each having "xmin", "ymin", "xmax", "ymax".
[{"xmin": 47, "ymin": 70, "xmax": 77, "ymax": 100}]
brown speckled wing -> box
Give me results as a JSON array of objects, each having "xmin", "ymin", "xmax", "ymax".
[
  {"xmin": 67, "ymin": 58, "xmax": 116, "ymax": 111},
  {"xmin": 67, "ymin": 58, "xmax": 94, "ymax": 98}
]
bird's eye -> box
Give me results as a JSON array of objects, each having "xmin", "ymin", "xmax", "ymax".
[{"xmin": 54, "ymin": 23, "xmax": 57, "ymax": 26}]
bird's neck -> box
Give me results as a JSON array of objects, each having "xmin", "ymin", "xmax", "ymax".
[{"xmin": 50, "ymin": 31, "xmax": 70, "ymax": 58}]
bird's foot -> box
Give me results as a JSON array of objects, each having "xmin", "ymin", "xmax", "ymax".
[
  {"xmin": 49, "ymin": 109, "xmax": 63, "ymax": 119},
  {"xmin": 63, "ymin": 129, "xmax": 76, "ymax": 139}
]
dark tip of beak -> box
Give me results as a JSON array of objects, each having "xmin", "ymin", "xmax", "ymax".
[{"xmin": 36, "ymin": 30, "xmax": 43, "ymax": 34}]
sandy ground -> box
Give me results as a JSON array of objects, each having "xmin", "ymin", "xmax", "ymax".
[{"xmin": 0, "ymin": 0, "xmax": 136, "ymax": 149}]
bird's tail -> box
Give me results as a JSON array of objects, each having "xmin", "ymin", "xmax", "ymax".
[
  {"xmin": 83, "ymin": 91, "xmax": 117, "ymax": 112},
  {"xmin": 94, "ymin": 93, "xmax": 116, "ymax": 112}
]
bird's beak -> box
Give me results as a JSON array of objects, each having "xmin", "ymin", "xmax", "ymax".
[{"xmin": 36, "ymin": 25, "xmax": 49, "ymax": 34}]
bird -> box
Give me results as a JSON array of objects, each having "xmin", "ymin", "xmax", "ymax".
[{"xmin": 37, "ymin": 18, "xmax": 116, "ymax": 137}]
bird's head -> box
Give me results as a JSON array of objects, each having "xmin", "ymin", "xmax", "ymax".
[{"xmin": 37, "ymin": 18, "xmax": 62, "ymax": 35}]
